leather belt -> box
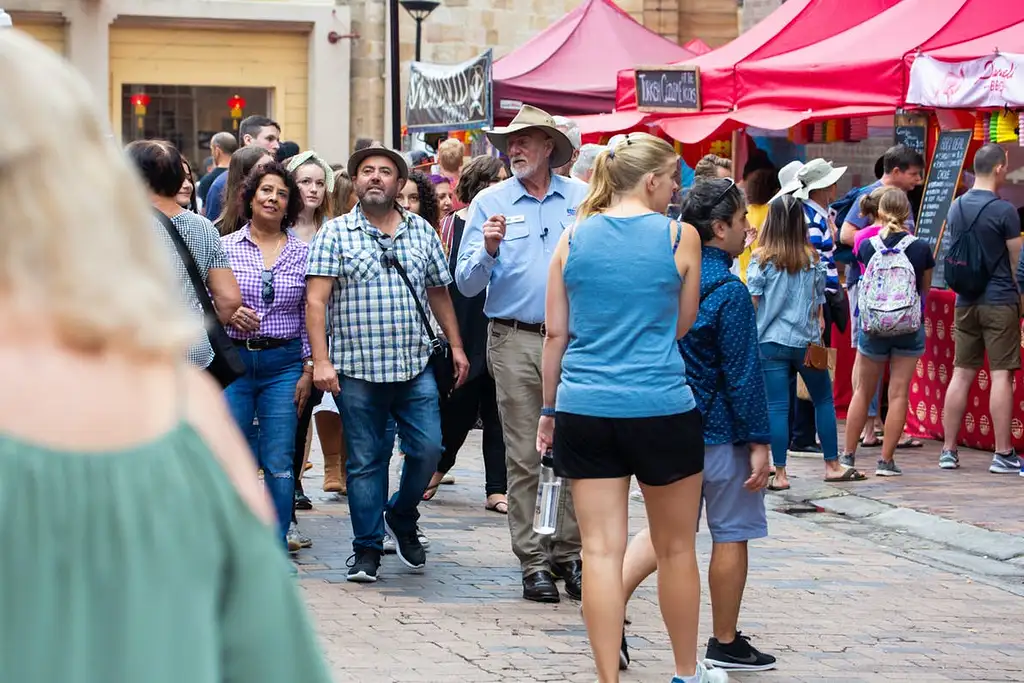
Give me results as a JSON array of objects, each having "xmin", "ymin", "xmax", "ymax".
[
  {"xmin": 232, "ymin": 337, "xmax": 297, "ymax": 351},
  {"xmin": 491, "ymin": 318, "xmax": 546, "ymax": 335}
]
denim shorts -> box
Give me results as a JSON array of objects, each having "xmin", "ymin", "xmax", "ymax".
[
  {"xmin": 857, "ymin": 326, "xmax": 925, "ymax": 361},
  {"xmin": 698, "ymin": 443, "xmax": 768, "ymax": 543}
]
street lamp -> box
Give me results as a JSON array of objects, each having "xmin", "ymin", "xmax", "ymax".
[
  {"xmin": 399, "ymin": 0, "xmax": 440, "ymax": 62},
  {"xmin": 0, "ymin": 10, "xmax": 13, "ymax": 28}
]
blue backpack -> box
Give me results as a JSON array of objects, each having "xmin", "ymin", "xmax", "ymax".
[{"xmin": 830, "ymin": 185, "xmax": 868, "ymax": 265}]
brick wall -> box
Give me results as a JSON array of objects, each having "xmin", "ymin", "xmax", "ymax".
[{"xmin": 805, "ymin": 138, "xmax": 893, "ymax": 193}]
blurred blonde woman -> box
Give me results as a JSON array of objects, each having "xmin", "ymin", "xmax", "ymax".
[
  {"xmin": 0, "ymin": 31, "xmax": 331, "ymax": 683},
  {"xmin": 332, "ymin": 169, "xmax": 357, "ymax": 215},
  {"xmin": 535, "ymin": 133, "xmax": 723, "ymax": 683}
]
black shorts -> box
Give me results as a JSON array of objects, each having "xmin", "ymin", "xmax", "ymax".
[{"xmin": 553, "ymin": 409, "xmax": 704, "ymax": 486}]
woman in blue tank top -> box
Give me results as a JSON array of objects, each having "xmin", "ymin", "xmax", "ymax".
[{"xmin": 535, "ymin": 134, "xmax": 725, "ymax": 683}]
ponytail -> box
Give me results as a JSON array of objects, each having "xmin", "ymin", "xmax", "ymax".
[{"xmin": 575, "ymin": 149, "xmax": 615, "ymax": 221}]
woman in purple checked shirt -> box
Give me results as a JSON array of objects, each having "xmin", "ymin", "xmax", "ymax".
[{"xmin": 221, "ymin": 160, "xmax": 314, "ymax": 554}]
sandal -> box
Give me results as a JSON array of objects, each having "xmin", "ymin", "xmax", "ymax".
[
  {"xmin": 896, "ymin": 437, "xmax": 924, "ymax": 449},
  {"xmin": 767, "ymin": 474, "xmax": 790, "ymax": 492},
  {"xmin": 485, "ymin": 500, "xmax": 509, "ymax": 514},
  {"xmin": 825, "ymin": 468, "xmax": 867, "ymax": 482},
  {"xmin": 422, "ymin": 483, "xmax": 440, "ymax": 501},
  {"xmin": 859, "ymin": 437, "xmax": 881, "ymax": 447}
]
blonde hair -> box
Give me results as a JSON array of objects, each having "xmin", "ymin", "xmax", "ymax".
[
  {"xmin": 576, "ymin": 133, "xmax": 677, "ymax": 220},
  {"xmin": 0, "ymin": 31, "xmax": 199, "ymax": 359},
  {"xmin": 332, "ymin": 169, "xmax": 356, "ymax": 216},
  {"xmin": 694, "ymin": 154, "xmax": 732, "ymax": 180},
  {"xmin": 437, "ymin": 138, "xmax": 465, "ymax": 175},
  {"xmin": 876, "ymin": 187, "xmax": 912, "ymax": 237}
]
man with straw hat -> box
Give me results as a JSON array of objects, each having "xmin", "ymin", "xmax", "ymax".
[{"xmin": 456, "ymin": 104, "xmax": 586, "ymax": 604}]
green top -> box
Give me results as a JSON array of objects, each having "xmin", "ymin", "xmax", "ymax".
[{"xmin": 0, "ymin": 422, "xmax": 333, "ymax": 683}]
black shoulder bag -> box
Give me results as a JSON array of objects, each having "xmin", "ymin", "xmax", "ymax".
[
  {"xmin": 389, "ymin": 256, "xmax": 456, "ymax": 399},
  {"xmin": 155, "ymin": 211, "xmax": 245, "ymax": 388}
]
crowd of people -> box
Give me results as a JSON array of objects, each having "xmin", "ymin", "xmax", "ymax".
[{"xmin": 5, "ymin": 24, "xmax": 1024, "ymax": 683}]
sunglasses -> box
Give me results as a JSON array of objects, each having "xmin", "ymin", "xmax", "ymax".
[
  {"xmin": 261, "ymin": 269, "xmax": 274, "ymax": 304},
  {"xmin": 376, "ymin": 235, "xmax": 396, "ymax": 269},
  {"xmin": 708, "ymin": 177, "xmax": 736, "ymax": 210}
]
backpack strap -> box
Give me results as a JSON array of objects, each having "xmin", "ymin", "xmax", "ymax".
[
  {"xmin": 868, "ymin": 234, "xmax": 885, "ymax": 253},
  {"xmin": 894, "ymin": 234, "xmax": 916, "ymax": 252}
]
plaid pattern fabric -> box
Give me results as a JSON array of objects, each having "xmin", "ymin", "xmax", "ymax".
[
  {"xmin": 307, "ymin": 204, "xmax": 452, "ymax": 383},
  {"xmin": 152, "ymin": 211, "xmax": 231, "ymax": 368},
  {"xmin": 221, "ymin": 225, "xmax": 311, "ymax": 358}
]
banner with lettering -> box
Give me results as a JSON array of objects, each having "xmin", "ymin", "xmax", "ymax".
[
  {"xmin": 407, "ymin": 50, "xmax": 492, "ymax": 133},
  {"xmin": 907, "ymin": 53, "xmax": 1024, "ymax": 109}
]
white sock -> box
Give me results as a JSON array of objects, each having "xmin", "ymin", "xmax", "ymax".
[{"xmin": 675, "ymin": 673, "xmax": 700, "ymax": 683}]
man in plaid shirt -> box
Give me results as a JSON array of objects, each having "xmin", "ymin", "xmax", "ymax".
[{"xmin": 306, "ymin": 145, "xmax": 468, "ymax": 583}]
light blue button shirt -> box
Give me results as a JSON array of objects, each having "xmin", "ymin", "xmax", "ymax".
[{"xmin": 455, "ymin": 174, "xmax": 589, "ymax": 322}]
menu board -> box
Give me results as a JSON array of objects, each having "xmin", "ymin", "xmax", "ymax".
[
  {"xmin": 634, "ymin": 65, "xmax": 701, "ymax": 113},
  {"xmin": 895, "ymin": 124, "xmax": 927, "ymax": 158},
  {"xmin": 916, "ymin": 129, "xmax": 972, "ymax": 289}
]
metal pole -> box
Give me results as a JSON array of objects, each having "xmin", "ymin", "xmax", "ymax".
[
  {"xmin": 388, "ymin": 0, "xmax": 402, "ymax": 149},
  {"xmin": 414, "ymin": 19, "xmax": 422, "ymax": 63}
]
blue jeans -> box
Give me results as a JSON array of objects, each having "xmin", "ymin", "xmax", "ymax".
[
  {"xmin": 336, "ymin": 370, "xmax": 442, "ymax": 553},
  {"xmin": 223, "ymin": 339, "xmax": 303, "ymax": 547},
  {"xmin": 760, "ymin": 342, "xmax": 839, "ymax": 467}
]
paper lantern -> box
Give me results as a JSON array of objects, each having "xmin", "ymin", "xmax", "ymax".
[
  {"xmin": 994, "ymin": 111, "xmax": 1019, "ymax": 143},
  {"xmin": 129, "ymin": 93, "xmax": 149, "ymax": 133},
  {"xmin": 848, "ymin": 117, "xmax": 868, "ymax": 142},
  {"xmin": 228, "ymin": 94, "xmax": 246, "ymax": 130},
  {"xmin": 988, "ymin": 112, "xmax": 999, "ymax": 142},
  {"xmin": 972, "ymin": 112, "xmax": 986, "ymax": 141},
  {"xmin": 825, "ymin": 119, "xmax": 840, "ymax": 143}
]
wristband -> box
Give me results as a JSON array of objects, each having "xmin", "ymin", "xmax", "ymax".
[{"xmin": 540, "ymin": 406, "xmax": 556, "ymax": 418}]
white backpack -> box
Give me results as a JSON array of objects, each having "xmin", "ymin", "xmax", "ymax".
[{"xmin": 858, "ymin": 234, "xmax": 921, "ymax": 337}]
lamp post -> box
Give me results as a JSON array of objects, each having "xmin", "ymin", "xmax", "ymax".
[
  {"xmin": 0, "ymin": 10, "xmax": 13, "ymax": 28},
  {"xmin": 399, "ymin": 0, "xmax": 440, "ymax": 62}
]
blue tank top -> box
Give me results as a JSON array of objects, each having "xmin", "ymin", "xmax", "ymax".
[{"xmin": 557, "ymin": 213, "xmax": 696, "ymax": 418}]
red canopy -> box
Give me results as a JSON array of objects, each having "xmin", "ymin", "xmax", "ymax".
[
  {"xmin": 683, "ymin": 39, "xmax": 712, "ymax": 56},
  {"xmin": 492, "ymin": 0, "xmax": 693, "ymax": 118},
  {"xmin": 613, "ymin": 0, "xmax": 902, "ymax": 113},
  {"xmin": 736, "ymin": 0, "xmax": 1024, "ymax": 111}
]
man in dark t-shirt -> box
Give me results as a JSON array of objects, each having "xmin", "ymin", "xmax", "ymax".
[
  {"xmin": 196, "ymin": 132, "xmax": 236, "ymax": 209},
  {"xmin": 939, "ymin": 143, "xmax": 1022, "ymax": 473}
]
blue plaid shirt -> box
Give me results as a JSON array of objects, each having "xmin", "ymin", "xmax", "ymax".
[
  {"xmin": 679, "ymin": 247, "xmax": 770, "ymax": 446},
  {"xmin": 306, "ymin": 204, "xmax": 451, "ymax": 383}
]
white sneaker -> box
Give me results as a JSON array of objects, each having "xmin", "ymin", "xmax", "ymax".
[
  {"xmin": 287, "ymin": 522, "xmax": 312, "ymax": 550},
  {"xmin": 672, "ymin": 661, "xmax": 729, "ymax": 683},
  {"xmin": 384, "ymin": 527, "xmax": 430, "ymax": 554},
  {"xmin": 629, "ymin": 489, "xmax": 644, "ymax": 502}
]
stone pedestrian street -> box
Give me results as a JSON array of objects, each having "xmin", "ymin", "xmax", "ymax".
[{"xmin": 293, "ymin": 430, "xmax": 1023, "ymax": 683}]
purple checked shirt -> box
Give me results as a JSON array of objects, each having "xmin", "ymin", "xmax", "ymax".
[{"xmin": 221, "ymin": 224, "xmax": 311, "ymax": 358}]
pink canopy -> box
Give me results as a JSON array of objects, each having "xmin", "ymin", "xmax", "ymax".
[{"xmin": 492, "ymin": 0, "xmax": 693, "ymax": 118}]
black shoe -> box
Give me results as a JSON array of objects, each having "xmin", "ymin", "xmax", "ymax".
[
  {"xmin": 552, "ymin": 559, "xmax": 582, "ymax": 600},
  {"xmin": 705, "ymin": 631, "xmax": 777, "ymax": 671},
  {"xmin": 294, "ymin": 487, "xmax": 313, "ymax": 511},
  {"xmin": 788, "ymin": 442, "xmax": 822, "ymax": 454},
  {"xmin": 619, "ymin": 627, "xmax": 630, "ymax": 670},
  {"xmin": 522, "ymin": 571, "xmax": 560, "ymax": 603},
  {"xmin": 383, "ymin": 511, "xmax": 426, "ymax": 569},
  {"xmin": 345, "ymin": 548, "xmax": 381, "ymax": 583}
]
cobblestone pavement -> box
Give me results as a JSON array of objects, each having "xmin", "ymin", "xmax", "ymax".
[{"xmin": 293, "ymin": 430, "xmax": 1023, "ymax": 683}]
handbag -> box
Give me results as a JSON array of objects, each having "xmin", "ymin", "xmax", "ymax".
[
  {"xmin": 803, "ymin": 286, "xmax": 831, "ymax": 371},
  {"xmin": 389, "ymin": 255, "xmax": 456, "ymax": 399},
  {"xmin": 155, "ymin": 210, "xmax": 245, "ymax": 389}
]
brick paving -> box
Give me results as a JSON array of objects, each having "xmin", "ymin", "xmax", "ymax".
[
  {"xmin": 782, "ymin": 426, "xmax": 1024, "ymax": 536},
  {"xmin": 292, "ymin": 430, "xmax": 1023, "ymax": 682}
]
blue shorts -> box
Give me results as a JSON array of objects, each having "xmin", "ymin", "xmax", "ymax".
[
  {"xmin": 857, "ymin": 327, "xmax": 925, "ymax": 362},
  {"xmin": 699, "ymin": 443, "xmax": 768, "ymax": 543}
]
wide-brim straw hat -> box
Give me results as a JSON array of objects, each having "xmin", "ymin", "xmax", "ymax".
[
  {"xmin": 788, "ymin": 158, "xmax": 847, "ymax": 201},
  {"xmin": 347, "ymin": 143, "xmax": 410, "ymax": 182},
  {"xmin": 485, "ymin": 104, "xmax": 575, "ymax": 169}
]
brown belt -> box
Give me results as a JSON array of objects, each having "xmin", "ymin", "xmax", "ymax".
[{"xmin": 491, "ymin": 318, "xmax": 546, "ymax": 335}]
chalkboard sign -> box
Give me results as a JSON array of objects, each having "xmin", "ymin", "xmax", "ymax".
[
  {"xmin": 916, "ymin": 129, "xmax": 972, "ymax": 289},
  {"xmin": 635, "ymin": 65, "xmax": 701, "ymax": 113},
  {"xmin": 894, "ymin": 124, "xmax": 927, "ymax": 158}
]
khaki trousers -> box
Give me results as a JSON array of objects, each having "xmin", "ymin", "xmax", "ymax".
[{"xmin": 488, "ymin": 322, "xmax": 581, "ymax": 575}]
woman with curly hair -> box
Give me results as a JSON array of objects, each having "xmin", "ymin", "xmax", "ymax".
[
  {"xmin": 220, "ymin": 161, "xmax": 315, "ymax": 554},
  {"xmin": 397, "ymin": 170, "xmax": 440, "ymax": 230}
]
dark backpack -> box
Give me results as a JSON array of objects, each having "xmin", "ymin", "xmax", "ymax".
[
  {"xmin": 830, "ymin": 185, "xmax": 868, "ymax": 265},
  {"xmin": 943, "ymin": 197, "xmax": 999, "ymax": 298}
]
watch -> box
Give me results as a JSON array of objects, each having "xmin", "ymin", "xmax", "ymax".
[
  {"xmin": 540, "ymin": 406, "xmax": 556, "ymax": 418},
  {"xmin": 304, "ymin": 359, "xmax": 314, "ymax": 368}
]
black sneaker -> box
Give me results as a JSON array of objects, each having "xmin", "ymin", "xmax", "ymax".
[
  {"xmin": 705, "ymin": 632, "xmax": 777, "ymax": 671},
  {"xmin": 619, "ymin": 627, "xmax": 629, "ymax": 670},
  {"xmin": 383, "ymin": 511, "xmax": 426, "ymax": 569},
  {"xmin": 346, "ymin": 548, "xmax": 381, "ymax": 583}
]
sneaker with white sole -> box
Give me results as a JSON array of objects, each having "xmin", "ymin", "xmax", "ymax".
[
  {"xmin": 383, "ymin": 511, "xmax": 426, "ymax": 569},
  {"xmin": 838, "ymin": 453, "xmax": 856, "ymax": 469},
  {"xmin": 704, "ymin": 632, "xmax": 776, "ymax": 671},
  {"xmin": 346, "ymin": 549, "xmax": 381, "ymax": 583},
  {"xmin": 287, "ymin": 522, "xmax": 313, "ymax": 549},
  {"xmin": 671, "ymin": 661, "xmax": 730, "ymax": 682},
  {"xmin": 875, "ymin": 459, "xmax": 902, "ymax": 476},
  {"xmin": 383, "ymin": 526, "xmax": 430, "ymax": 554},
  {"xmin": 989, "ymin": 451, "xmax": 1021, "ymax": 474},
  {"xmin": 938, "ymin": 449, "xmax": 960, "ymax": 469}
]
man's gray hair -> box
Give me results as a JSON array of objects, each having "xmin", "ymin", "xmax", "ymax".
[
  {"xmin": 552, "ymin": 115, "xmax": 581, "ymax": 151},
  {"xmin": 571, "ymin": 144, "xmax": 604, "ymax": 181}
]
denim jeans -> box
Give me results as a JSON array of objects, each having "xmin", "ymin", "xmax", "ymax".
[
  {"xmin": 223, "ymin": 339, "xmax": 303, "ymax": 547},
  {"xmin": 336, "ymin": 370, "xmax": 442, "ymax": 553},
  {"xmin": 760, "ymin": 342, "xmax": 839, "ymax": 467}
]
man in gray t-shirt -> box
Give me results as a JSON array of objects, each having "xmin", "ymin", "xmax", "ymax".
[{"xmin": 939, "ymin": 143, "xmax": 1023, "ymax": 474}]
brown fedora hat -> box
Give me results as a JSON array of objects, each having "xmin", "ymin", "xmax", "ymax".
[
  {"xmin": 485, "ymin": 104, "xmax": 575, "ymax": 169},
  {"xmin": 347, "ymin": 143, "xmax": 409, "ymax": 181}
]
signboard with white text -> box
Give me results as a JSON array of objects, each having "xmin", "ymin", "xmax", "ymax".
[
  {"xmin": 635, "ymin": 65, "xmax": 701, "ymax": 113},
  {"xmin": 406, "ymin": 50, "xmax": 493, "ymax": 133},
  {"xmin": 907, "ymin": 53, "xmax": 1024, "ymax": 109}
]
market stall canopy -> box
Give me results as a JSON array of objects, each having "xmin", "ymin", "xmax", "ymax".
[
  {"xmin": 614, "ymin": 0, "xmax": 903, "ymax": 113},
  {"xmin": 491, "ymin": 0, "xmax": 694, "ymax": 118},
  {"xmin": 736, "ymin": 0, "xmax": 1024, "ymax": 112},
  {"xmin": 683, "ymin": 38, "xmax": 712, "ymax": 56}
]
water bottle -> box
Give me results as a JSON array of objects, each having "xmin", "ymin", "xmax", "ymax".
[{"xmin": 533, "ymin": 450, "xmax": 563, "ymax": 535}]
